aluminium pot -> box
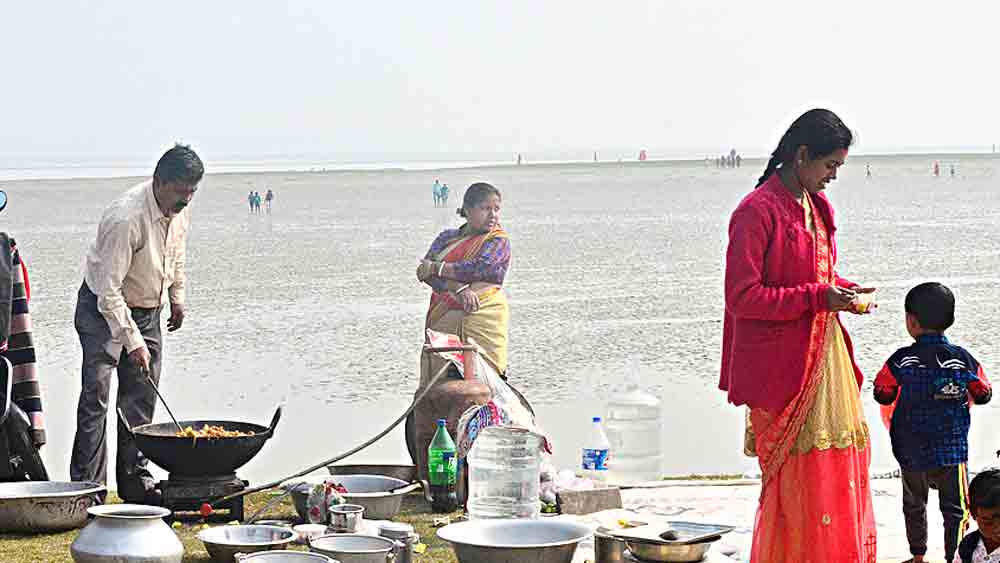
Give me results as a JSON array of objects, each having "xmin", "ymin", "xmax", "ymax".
[{"xmin": 70, "ymin": 504, "xmax": 183, "ymax": 563}]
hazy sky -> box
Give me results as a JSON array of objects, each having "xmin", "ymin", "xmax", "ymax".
[{"xmin": 2, "ymin": 1, "xmax": 999, "ymax": 161}]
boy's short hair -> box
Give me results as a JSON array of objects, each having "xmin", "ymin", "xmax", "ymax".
[
  {"xmin": 905, "ymin": 282, "xmax": 955, "ymax": 331},
  {"xmin": 970, "ymin": 469, "xmax": 1000, "ymax": 513},
  {"xmin": 154, "ymin": 144, "xmax": 204, "ymax": 186}
]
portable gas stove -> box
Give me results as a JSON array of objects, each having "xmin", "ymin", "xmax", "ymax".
[
  {"xmin": 118, "ymin": 406, "xmax": 282, "ymax": 522},
  {"xmin": 158, "ymin": 473, "xmax": 249, "ymax": 521}
]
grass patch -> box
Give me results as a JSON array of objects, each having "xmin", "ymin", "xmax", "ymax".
[{"xmin": 0, "ymin": 492, "xmax": 462, "ymax": 563}]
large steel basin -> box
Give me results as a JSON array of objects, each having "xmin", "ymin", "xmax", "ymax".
[
  {"xmin": 0, "ymin": 481, "xmax": 105, "ymax": 532},
  {"xmin": 437, "ymin": 519, "xmax": 592, "ymax": 563}
]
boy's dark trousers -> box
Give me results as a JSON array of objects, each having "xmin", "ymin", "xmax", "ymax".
[{"xmin": 902, "ymin": 464, "xmax": 970, "ymax": 560}]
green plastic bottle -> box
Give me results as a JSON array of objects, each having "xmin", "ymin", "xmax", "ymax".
[{"xmin": 428, "ymin": 418, "xmax": 458, "ymax": 512}]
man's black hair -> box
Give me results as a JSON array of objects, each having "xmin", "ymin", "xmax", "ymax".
[{"xmin": 153, "ymin": 144, "xmax": 204, "ymax": 186}]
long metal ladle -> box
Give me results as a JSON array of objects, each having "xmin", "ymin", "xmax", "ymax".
[{"xmin": 141, "ymin": 366, "xmax": 184, "ymax": 434}]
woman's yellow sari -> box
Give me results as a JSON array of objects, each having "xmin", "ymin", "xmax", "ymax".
[{"xmin": 419, "ymin": 227, "xmax": 510, "ymax": 388}]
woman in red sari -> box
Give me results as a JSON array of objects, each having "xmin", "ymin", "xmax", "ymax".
[{"xmin": 720, "ymin": 109, "xmax": 878, "ymax": 562}]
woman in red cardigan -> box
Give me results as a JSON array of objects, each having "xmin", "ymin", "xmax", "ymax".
[{"xmin": 720, "ymin": 109, "xmax": 877, "ymax": 563}]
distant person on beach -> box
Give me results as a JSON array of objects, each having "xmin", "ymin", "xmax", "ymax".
[
  {"xmin": 951, "ymin": 164, "xmax": 956, "ymax": 177},
  {"xmin": 440, "ymin": 183, "xmax": 450, "ymax": 207},
  {"xmin": 934, "ymin": 161, "xmax": 940, "ymax": 177},
  {"xmin": 721, "ymin": 109, "xmax": 877, "ymax": 563},
  {"xmin": 253, "ymin": 191, "xmax": 262, "ymax": 214},
  {"xmin": 0, "ymin": 191, "xmax": 47, "ymax": 467},
  {"xmin": 958, "ymin": 469, "xmax": 1000, "ymax": 563},
  {"xmin": 866, "ymin": 163, "xmax": 872, "ymax": 178},
  {"xmin": 70, "ymin": 144, "xmax": 203, "ymax": 504},
  {"xmin": 735, "ymin": 154, "xmax": 742, "ymax": 168},
  {"xmin": 874, "ymin": 282, "xmax": 992, "ymax": 563},
  {"xmin": 433, "ymin": 179, "xmax": 441, "ymax": 207},
  {"xmin": 265, "ymin": 189, "xmax": 274, "ymax": 214},
  {"xmin": 247, "ymin": 191, "xmax": 254, "ymax": 213}
]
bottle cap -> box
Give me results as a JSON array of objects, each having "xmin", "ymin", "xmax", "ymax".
[
  {"xmin": 592, "ymin": 416, "xmax": 601, "ymax": 422},
  {"xmin": 437, "ymin": 418, "xmax": 446, "ymax": 426}
]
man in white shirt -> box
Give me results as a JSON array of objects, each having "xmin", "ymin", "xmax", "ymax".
[{"xmin": 70, "ymin": 144, "xmax": 203, "ymax": 504}]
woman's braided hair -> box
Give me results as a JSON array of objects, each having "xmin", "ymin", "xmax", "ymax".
[{"xmin": 756, "ymin": 109, "xmax": 854, "ymax": 188}]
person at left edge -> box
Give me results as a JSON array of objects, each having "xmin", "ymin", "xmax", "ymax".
[
  {"xmin": 0, "ymin": 187, "xmax": 48, "ymax": 481},
  {"xmin": 70, "ymin": 144, "xmax": 203, "ymax": 504}
]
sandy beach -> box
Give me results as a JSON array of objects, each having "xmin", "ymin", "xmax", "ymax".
[{"xmin": 1, "ymin": 155, "xmax": 998, "ymax": 490}]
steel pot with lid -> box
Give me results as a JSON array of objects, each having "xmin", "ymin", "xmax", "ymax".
[{"xmin": 379, "ymin": 522, "xmax": 418, "ymax": 563}]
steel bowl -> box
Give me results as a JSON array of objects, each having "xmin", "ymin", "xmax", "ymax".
[
  {"xmin": 254, "ymin": 520, "xmax": 294, "ymax": 528},
  {"xmin": 198, "ymin": 525, "xmax": 298, "ymax": 563},
  {"xmin": 624, "ymin": 536, "xmax": 719, "ymax": 563},
  {"xmin": 326, "ymin": 464, "xmax": 416, "ymax": 483},
  {"xmin": 235, "ymin": 552, "xmax": 337, "ymax": 563},
  {"xmin": 0, "ymin": 481, "xmax": 105, "ymax": 532},
  {"xmin": 291, "ymin": 475, "xmax": 421, "ymax": 521},
  {"xmin": 309, "ymin": 534, "xmax": 398, "ymax": 563},
  {"xmin": 437, "ymin": 519, "xmax": 592, "ymax": 563},
  {"xmin": 293, "ymin": 524, "xmax": 329, "ymax": 545}
]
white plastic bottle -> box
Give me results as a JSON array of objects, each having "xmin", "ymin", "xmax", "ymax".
[
  {"xmin": 581, "ymin": 416, "xmax": 610, "ymax": 481},
  {"xmin": 603, "ymin": 363, "xmax": 663, "ymax": 485}
]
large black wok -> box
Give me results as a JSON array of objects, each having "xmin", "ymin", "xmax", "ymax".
[{"xmin": 117, "ymin": 406, "xmax": 281, "ymax": 477}]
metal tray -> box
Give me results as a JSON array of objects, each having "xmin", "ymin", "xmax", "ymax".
[{"xmin": 608, "ymin": 520, "xmax": 734, "ymax": 545}]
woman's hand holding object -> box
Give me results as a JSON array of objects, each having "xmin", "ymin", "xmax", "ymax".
[
  {"xmin": 417, "ymin": 260, "xmax": 435, "ymax": 282},
  {"xmin": 459, "ymin": 289, "xmax": 480, "ymax": 313},
  {"xmin": 849, "ymin": 287, "xmax": 877, "ymax": 314},
  {"xmin": 825, "ymin": 285, "xmax": 857, "ymax": 312}
]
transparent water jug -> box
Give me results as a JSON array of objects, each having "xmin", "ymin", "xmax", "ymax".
[
  {"xmin": 467, "ymin": 426, "xmax": 542, "ymax": 520},
  {"xmin": 604, "ymin": 366, "xmax": 663, "ymax": 485}
]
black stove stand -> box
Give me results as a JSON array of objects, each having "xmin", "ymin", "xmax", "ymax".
[{"xmin": 158, "ymin": 472, "xmax": 248, "ymax": 521}]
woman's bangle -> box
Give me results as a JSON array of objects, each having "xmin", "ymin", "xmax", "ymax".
[
  {"xmin": 456, "ymin": 284, "xmax": 471, "ymax": 295},
  {"xmin": 437, "ymin": 262, "xmax": 446, "ymax": 277}
]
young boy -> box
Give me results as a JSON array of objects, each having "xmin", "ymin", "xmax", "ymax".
[
  {"xmin": 874, "ymin": 282, "xmax": 993, "ymax": 563},
  {"xmin": 959, "ymin": 469, "xmax": 1000, "ymax": 562}
]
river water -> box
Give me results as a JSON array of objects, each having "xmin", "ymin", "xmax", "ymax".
[{"xmin": 5, "ymin": 154, "xmax": 999, "ymax": 487}]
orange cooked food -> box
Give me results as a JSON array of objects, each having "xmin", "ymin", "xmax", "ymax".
[{"xmin": 175, "ymin": 424, "xmax": 254, "ymax": 439}]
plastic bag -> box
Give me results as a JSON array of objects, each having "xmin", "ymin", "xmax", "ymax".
[
  {"xmin": 424, "ymin": 329, "xmax": 551, "ymax": 458},
  {"xmin": 284, "ymin": 478, "xmax": 345, "ymax": 524}
]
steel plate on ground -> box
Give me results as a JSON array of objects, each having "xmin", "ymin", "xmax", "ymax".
[{"xmin": 609, "ymin": 521, "xmax": 734, "ymax": 545}]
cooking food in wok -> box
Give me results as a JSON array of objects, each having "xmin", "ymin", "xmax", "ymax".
[
  {"xmin": 176, "ymin": 424, "xmax": 255, "ymax": 439},
  {"xmin": 117, "ymin": 406, "xmax": 281, "ymax": 477}
]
